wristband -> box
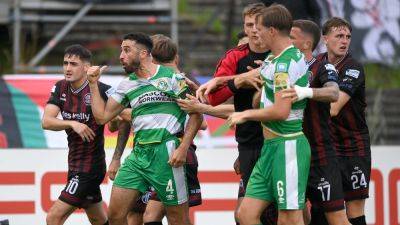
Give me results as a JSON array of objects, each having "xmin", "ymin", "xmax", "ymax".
[{"xmin": 294, "ymin": 85, "xmax": 313, "ymax": 100}]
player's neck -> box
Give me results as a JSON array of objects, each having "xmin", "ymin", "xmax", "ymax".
[
  {"xmin": 270, "ymin": 37, "xmax": 292, "ymax": 57},
  {"xmin": 327, "ymin": 51, "xmax": 347, "ymax": 66},
  {"xmin": 303, "ymin": 50, "xmax": 313, "ymax": 62},
  {"xmin": 249, "ymin": 41, "xmax": 268, "ymax": 53},
  {"xmin": 136, "ymin": 60, "xmax": 159, "ymax": 79},
  {"xmin": 70, "ymin": 77, "xmax": 87, "ymax": 90}
]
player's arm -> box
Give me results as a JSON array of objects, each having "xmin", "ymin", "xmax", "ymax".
[
  {"xmin": 169, "ymin": 112, "xmax": 203, "ymax": 168},
  {"xmin": 228, "ymin": 91, "xmax": 291, "ymax": 125},
  {"xmin": 42, "ymin": 82, "xmax": 95, "ymax": 142},
  {"xmin": 282, "ymin": 63, "xmax": 339, "ymax": 103},
  {"xmin": 42, "ymin": 104, "xmax": 74, "ymax": 131},
  {"xmin": 202, "ymin": 51, "xmax": 239, "ymax": 106},
  {"xmin": 177, "ymin": 94, "xmax": 234, "ymax": 119},
  {"xmin": 228, "ymin": 68, "xmax": 292, "ymax": 125},
  {"xmin": 87, "ymin": 66, "xmax": 125, "ymax": 125},
  {"xmin": 330, "ymin": 91, "xmax": 351, "ymax": 117},
  {"xmin": 108, "ymin": 121, "xmax": 131, "ymax": 180},
  {"xmin": 330, "ymin": 63, "xmax": 365, "ymax": 117}
]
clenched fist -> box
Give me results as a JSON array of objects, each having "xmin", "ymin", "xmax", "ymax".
[{"xmin": 87, "ymin": 65, "xmax": 108, "ymax": 84}]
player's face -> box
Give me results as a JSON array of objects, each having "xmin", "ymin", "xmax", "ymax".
[
  {"xmin": 244, "ymin": 15, "xmax": 260, "ymax": 44},
  {"xmin": 290, "ymin": 27, "xmax": 307, "ymax": 51},
  {"xmin": 120, "ymin": 40, "xmax": 141, "ymax": 73},
  {"xmin": 255, "ymin": 18, "xmax": 271, "ymax": 49},
  {"xmin": 324, "ymin": 26, "xmax": 351, "ymax": 57},
  {"xmin": 63, "ymin": 55, "xmax": 88, "ymax": 83}
]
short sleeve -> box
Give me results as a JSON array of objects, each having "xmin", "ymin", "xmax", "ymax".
[
  {"xmin": 318, "ymin": 63, "xmax": 338, "ymax": 85},
  {"xmin": 338, "ymin": 63, "xmax": 365, "ymax": 96},
  {"xmin": 111, "ymin": 79, "xmax": 130, "ymax": 107},
  {"xmin": 46, "ymin": 81, "xmax": 62, "ymax": 107},
  {"xmin": 99, "ymin": 82, "xmax": 115, "ymax": 102}
]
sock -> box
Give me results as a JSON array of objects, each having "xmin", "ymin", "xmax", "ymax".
[
  {"xmin": 349, "ymin": 215, "xmax": 366, "ymax": 225},
  {"xmin": 103, "ymin": 221, "xmax": 109, "ymax": 225},
  {"xmin": 144, "ymin": 222, "xmax": 163, "ymax": 225},
  {"xmin": 310, "ymin": 206, "xmax": 328, "ymax": 225}
]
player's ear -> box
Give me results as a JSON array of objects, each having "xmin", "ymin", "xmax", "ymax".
[
  {"xmin": 323, "ymin": 35, "xmax": 328, "ymax": 45},
  {"xmin": 305, "ymin": 40, "xmax": 312, "ymax": 51}
]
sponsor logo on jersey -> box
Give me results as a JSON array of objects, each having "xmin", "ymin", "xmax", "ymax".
[
  {"xmin": 274, "ymin": 72, "xmax": 289, "ymax": 92},
  {"xmin": 62, "ymin": 111, "xmax": 91, "ymax": 122},
  {"xmin": 324, "ymin": 64, "xmax": 336, "ymax": 71},
  {"xmin": 345, "ymin": 69, "xmax": 360, "ymax": 78},
  {"xmin": 137, "ymin": 91, "xmax": 173, "ymax": 105}
]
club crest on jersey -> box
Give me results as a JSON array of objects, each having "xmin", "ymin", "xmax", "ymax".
[
  {"xmin": 156, "ymin": 79, "xmax": 169, "ymax": 91},
  {"xmin": 84, "ymin": 93, "xmax": 91, "ymax": 105},
  {"xmin": 60, "ymin": 93, "xmax": 66, "ymax": 101},
  {"xmin": 276, "ymin": 63, "xmax": 287, "ymax": 72},
  {"xmin": 345, "ymin": 69, "xmax": 360, "ymax": 79}
]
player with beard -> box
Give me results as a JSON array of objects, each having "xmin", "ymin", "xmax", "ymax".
[
  {"xmin": 42, "ymin": 45, "xmax": 112, "ymax": 225},
  {"xmin": 107, "ymin": 34, "xmax": 204, "ymax": 225},
  {"xmin": 87, "ymin": 32, "xmax": 202, "ymax": 225}
]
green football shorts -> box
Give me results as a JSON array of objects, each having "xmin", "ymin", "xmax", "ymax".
[
  {"xmin": 245, "ymin": 135, "xmax": 311, "ymax": 210},
  {"xmin": 114, "ymin": 136, "xmax": 188, "ymax": 206}
]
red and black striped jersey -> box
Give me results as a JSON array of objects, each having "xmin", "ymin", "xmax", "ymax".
[
  {"xmin": 303, "ymin": 58, "xmax": 338, "ymax": 166},
  {"xmin": 208, "ymin": 44, "xmax": 270, "ymax": 147},
  {"xmin": 47, "ymin": 79, "xmax": 113, "ymax": 173},
  {"xmin": 319, "ymin": 53, "xmax": 371, "ymax": 157}
]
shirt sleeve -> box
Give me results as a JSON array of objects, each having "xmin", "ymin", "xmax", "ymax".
[
  {"xmin": 318, "ymin": 62, "xmax": 339, "ymax": 85},
  {"xmin": 99, "ymin": 83, "xmax": 115, "ymax": 102},
  {"xmin": 338, "ymin": 62, "xmax": 365, "ymax": 96},
  {"xmin": 46, "ymin": 81, "xmax": 62, "ymax": 107},
  {"xmin": 207, "ymin": 51, "xmax": 238, "ymax": 106},
  {"xmin": 111, "ymin": 79, "xmax": 130, "ymax": 107}
]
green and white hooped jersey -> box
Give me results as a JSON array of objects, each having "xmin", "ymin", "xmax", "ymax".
[
  {"xmin": 260, "ymin": 45, "xmax": 309, "ymax": 137},
  {"xmin": 111, "ymin": 65, "xmax": 189, "ymax": 144}
]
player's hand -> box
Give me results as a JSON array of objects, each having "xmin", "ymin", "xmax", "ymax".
[
  {"xmin": 281, "ymin": 87, "xmax": 298, "ymax": 102},
  {"xmin": 87, "ymin": 65, "xmax": 108, "ymax": 84},
  {"xmin": 108, "ymin": 159, "xmax": 120, "ymax": 181},
  {"xmin": 246, "ymin": 60, "xmax": 264, "ymax": 71},
  {"xmin": 168, "ymin": 145, "xmax": 188, "ymax": 168},
  {"xmin": 196, "ymin": 77, "xmax": 226, "ymax": 103},
  {"xmin": 234, "ymin": 69, "xmax": 263, "ymax": 91},
  {"xmin": 176, "ymin": 94, "xmax": 205, "ymax": 114},
  {"xmin": 227, "ymin": 112, "xmax": 248, "ymax": 128},
  {"xmin": 233, "ymin": 156, "xmax": 241, "ymax": 175},
  {"xmin": 185, "ymin": 78, "xmax": 199, "ymax": 91},
  {"xmin": 71, "ymin": 121, "xmax": 96, "ymax": 142}
]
